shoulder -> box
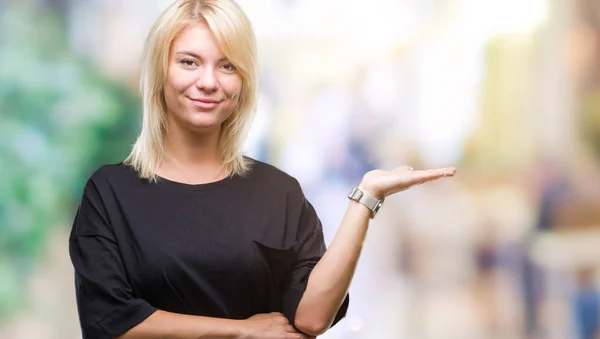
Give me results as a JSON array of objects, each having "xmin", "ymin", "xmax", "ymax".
[
  {"xmin": 88, "ymin": 161, "xmax": 136, "ymax": 181},
  {"xmin": 78, "ymin": 162, "xmax": 146, "ymax": 215},
  {"xmin": 245, "ymin": 157, "xmax": 303, "ymax": 195},
  {"xmin": 85, "ymin": 162, "xmax": 140, "ymax": 192}
]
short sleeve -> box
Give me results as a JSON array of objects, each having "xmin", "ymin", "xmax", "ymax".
[
  {"xmin": 280, "ymin": 185, "xmax": 350, "ymax": 330},
  {"xmin": 68, "ymin": 176, "xmax": 157, "ymax": 338}
]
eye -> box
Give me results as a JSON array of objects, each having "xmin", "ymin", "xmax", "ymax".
[
  {"xmin": 180, "ymin": 59, "xmax": 197, "ymax": 67},
  {"xmin": 221, "ymin": 63, "xmax": 237, "ymax": 72}
]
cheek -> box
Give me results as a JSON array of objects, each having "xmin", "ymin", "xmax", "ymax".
[
  {"xmin": 164, "ymin": 73, "xmax": 189, "ymax": 112},
  {"xmin": 163, "ymin": 82, "xmax": 178, "ymax": 110},
  {"xmin": 223, "ymin": 78, "xmax": 243, "ymax": 102},
  {"xmin": 166, "ymin": 69, "xmax": 193, "ymax": 95}
]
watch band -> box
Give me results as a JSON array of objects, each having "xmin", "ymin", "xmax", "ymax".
[{"xmin": 347, "ymin": 187, "xmax": 385, "ymax": 219}]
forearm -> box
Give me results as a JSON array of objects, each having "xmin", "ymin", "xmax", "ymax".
[
  {"xmin": 116, "ymin": 309, "xmax": 244, "ymax": 339},
  {"xmin": 295, "ymin": 200, "xmax": 371, "ymax": 335}
]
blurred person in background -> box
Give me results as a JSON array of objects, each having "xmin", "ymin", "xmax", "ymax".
[
  {"xmin": 67, "ymin": 0, "xmax": 456, "ymax": 338},
  {"xmin": 572, "ymin": 267, "xmax": 600, "ymax": 339}
]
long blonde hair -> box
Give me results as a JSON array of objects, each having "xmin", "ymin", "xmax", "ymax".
[{"xmin": 124, "ymin": 0, "xmax": 258, "ymax": 181}]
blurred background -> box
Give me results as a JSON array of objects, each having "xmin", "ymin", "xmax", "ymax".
[{"xmin": 1, "ymin": 0, "xmax": 600, "ymax": 338}]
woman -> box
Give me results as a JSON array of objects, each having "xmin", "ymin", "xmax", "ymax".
[{"xmin": 68, "ymin": 0, "xmax": 456, "ymax": 338}]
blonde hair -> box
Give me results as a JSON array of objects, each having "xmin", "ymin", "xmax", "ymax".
[{"xmin": 124, "ymin": 0, "xmax": 258, "ymax": 181}]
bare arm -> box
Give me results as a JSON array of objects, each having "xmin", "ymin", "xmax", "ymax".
[
  {"xmin": 115, "ymin": 310, "xmax": 243, "ymax": 339},
  {"xmin": 292, "ymin": 201, "xmax": 369, "ymax": 336},
  {"xmin": 116, "ymin": 310, "xmax": 311, "ymax": 339},
  {"xmin": 294, "ymin": 166, "xmax": 457, "ymax": 336}
]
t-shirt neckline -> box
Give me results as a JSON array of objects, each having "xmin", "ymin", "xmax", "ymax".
[{"xmin": 155, "ymin": 173, "xmax": 238, "ymax": 191}]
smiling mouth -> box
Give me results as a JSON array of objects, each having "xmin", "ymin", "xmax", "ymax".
[
  {"xmin": 189, "ymin": 97, "xmax": 220, "ymax": 103},
  {"xmin": 188, "ymin": 97, "xmax": 221, "ymax": 109}
]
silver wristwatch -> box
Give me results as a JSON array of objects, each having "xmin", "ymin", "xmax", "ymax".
[{"xmin": 347, "ymin": 187, "xmax": 385, "ymax": 219}]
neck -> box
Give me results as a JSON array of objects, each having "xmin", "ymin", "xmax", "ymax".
[
  {"xmin": 159, "ymin": 118, "xmax": 227, "ymax": 184},
  {"xmin": 166, "ymin": 123, "xmax": 222, "ymax": 165}
]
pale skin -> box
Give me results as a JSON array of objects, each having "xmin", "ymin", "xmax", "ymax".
[{"xmin": 116, "ymin": 22, "xmax": 456, "ymax": 339}]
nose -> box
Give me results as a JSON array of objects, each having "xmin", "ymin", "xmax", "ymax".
[{"xmin": 195, "ymin": 67, "xmax": 218, "ymax": 92}]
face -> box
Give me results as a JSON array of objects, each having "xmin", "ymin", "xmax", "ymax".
[{"xmin": 164, "ymin": 23, "xmax": 242, "ymax": 133}]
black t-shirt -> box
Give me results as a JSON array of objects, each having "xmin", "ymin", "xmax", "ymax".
[{"xmin": 68, "ymin": 158, "xmax": 349, "ymax": 338}]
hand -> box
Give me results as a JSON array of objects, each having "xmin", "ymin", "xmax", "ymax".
[
  {"xmin": 240, "ymin": 312, "xmax": 315, "ymax": 339},
  {"xmin": 360, "ymin": 165, "xmax": 457, "ymax": 199}
]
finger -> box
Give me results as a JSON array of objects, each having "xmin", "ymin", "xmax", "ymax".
[
  {"xmin": 411, "ymin": 174, "xmax": 439, "ymax": 186},
  {"xmin": 275, "ymin": 315, "xmax": 290, "ymax": 324},
  {"xmin": 284, "ymin": 324, "xmax": 295, "ymax": 332},
  {"xmin": 286, "ymin": 334, "xmax": 303, "ymax": 339},
  {"xmin": 411, "ymin": 170, "xmax": 439, "ymax": 183},
  {"xmin": 413, "ymin": 168, "xmax": 456, "ymax": 182},
  {"xmin": 440, "ymin": 167, "xmax": 457, "ymax": 176},
  {"xmin": 429, "ymin": 167, "xmax": 456, "ymax": 176}
]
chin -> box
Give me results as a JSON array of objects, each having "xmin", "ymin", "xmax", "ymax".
[{"xmin": 186, "ymin": 113, "xmax": 223, "ymax": 131}]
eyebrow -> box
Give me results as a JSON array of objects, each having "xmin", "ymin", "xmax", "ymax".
[{"xmin": 175, "ymin": 51, "xmax": 228, "ymax": 63}]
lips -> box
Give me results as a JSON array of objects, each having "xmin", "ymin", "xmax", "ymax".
[
  {"xmin": 189, "ymin": 97, "xmax": 220, "ymax": 103},
  {"xmin": 188, "ymin": 97, "xmax": 221, "ymax": 109}
]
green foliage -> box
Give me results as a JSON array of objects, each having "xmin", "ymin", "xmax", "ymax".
[{"xmin": 0, "ymin": 5, "xmax": 140, "ymax": 316}]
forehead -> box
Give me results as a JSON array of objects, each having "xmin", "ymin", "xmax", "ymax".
[{"xmin": 170, "ymin": 23, "xmax": 224, "ymax": 59}]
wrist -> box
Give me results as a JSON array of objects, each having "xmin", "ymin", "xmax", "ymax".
[
  {"xmin": 358, "ymin": 182, "xmax": 383, "ymax": 200},
  {"xmin": 348, "ymin": 185, "xmax": 385, "ymax": 219},
  {"xmin": 232, "ymin": 320, "xmax": 249, "ymax": 339}
]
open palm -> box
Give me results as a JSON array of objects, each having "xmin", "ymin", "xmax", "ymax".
[{"xmin": 360, "ymin": 165, "xmax": 457, "ymax": 199}]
